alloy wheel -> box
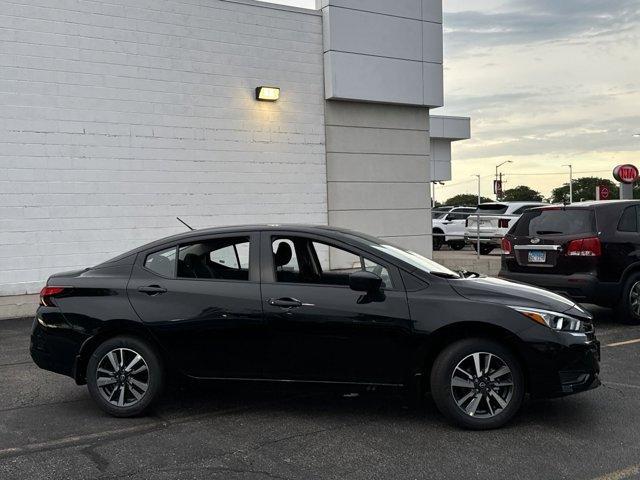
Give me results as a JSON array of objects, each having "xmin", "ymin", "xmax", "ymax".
[
  {"xmin": 450, "ymin": 352, "xmax": 514, "ymax": 419},
  {"xmin": 96, "ymin": 348, "xmax": 149, "ymax": 408},
  {"xmin": 629, "ymin": 282, "xmax": 640, "ymax": 317}
]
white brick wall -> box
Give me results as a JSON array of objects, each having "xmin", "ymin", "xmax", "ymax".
[{"xmin": 0, "ymin": 0, "xmax": 326, "ymax": 295}]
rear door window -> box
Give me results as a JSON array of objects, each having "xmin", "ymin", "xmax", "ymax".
[
  {"xmin": 178, "ymin": 237, "xmax": 250, "ymax": 281},
  {"xmin": 513, "ymin": 209, "xmax": 595, "ymax": 236}
]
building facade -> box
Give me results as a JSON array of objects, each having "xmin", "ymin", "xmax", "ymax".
[{"xmin": 0, "ymin": 0, "xmax": 469, "ymax": 315}]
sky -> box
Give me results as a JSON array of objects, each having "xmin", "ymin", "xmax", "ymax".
[{"xmin": 263, "ymin": 0, "xmax": 640, "ymax": 201}]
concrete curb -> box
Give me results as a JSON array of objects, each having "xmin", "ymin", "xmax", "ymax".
[{"xmin": 0, "ymin": 294, "xmax": 38, "ymax": 321}]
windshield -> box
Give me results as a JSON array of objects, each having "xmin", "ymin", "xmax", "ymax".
[
  {"xmin": 478, "ymin": 204, "xmax": 508, "ymax": 215},
  {"xmin": 432, "ymin": 212, "xmax": 448, "ymax": 219},
  {"xmin": 368, "ymin": 243, "xmax": 461, "ymax": 279}
]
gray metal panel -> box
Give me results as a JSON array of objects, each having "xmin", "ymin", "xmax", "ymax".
[
  {"xmin": 329, "ymin": 209, "xmax": 430, "ymax": 237},
  {"xmin": 422, "ymin": 0, "xmax": 443, "ymax": 23},
  {"xmin": 423, "ymin": 62, "xmax": 444, "ymax": 107},
  {"xmin": 328, "ymin": 182, "xmax": 430, "ymax": 210},
  {"xmin": 325, "ymin": 101, "xmax": 429, "ymax": 129},
  {"xmin": 423, "ymin": 22, "xmax": 443, "ymax": 63},
  {"xmin": 323, "ymin": 7, "xmax": 422, "ymax": 61},
  {"xmin": 324, "ymin": 51, "xmax": 424, "ymax": 105},
  {"xmin": 430, "ymin": 116, "xmax": 472, "ymax": 140},
  {"xmin": 320, "ymin": 0, "xmax": 444, "ymax": 107},
  {"xmin": 316, "ymin": 0, "xmax": 422, "ymax": 19},
  {"xmin": 325, "ymin": 125, "xmax": 429, "ymax": 155},
  {"xmin": 327, "ymin": 153, "xmax": 428, "ymax": 182}
]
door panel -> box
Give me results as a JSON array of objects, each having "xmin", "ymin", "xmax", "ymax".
[
  {"xmin": 127, "ymin": 234, "xmax": 265, "ymax": 379},
  {"xmin": 260, "ymin": 233, "xmax": 412, "ymax": 385}
]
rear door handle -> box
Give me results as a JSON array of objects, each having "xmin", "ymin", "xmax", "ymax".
[
  {"xmin": 268, "ymin": 297, "xmax": 305, "ymax": 308},
  {"xmin": 138, "ymin": 285, "xmax": 167, "ymax": 295}
]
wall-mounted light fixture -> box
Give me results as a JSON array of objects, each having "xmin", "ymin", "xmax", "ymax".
[{"xmin": 255, "ymin": 86, "xmax": 280, "ymax": 102}]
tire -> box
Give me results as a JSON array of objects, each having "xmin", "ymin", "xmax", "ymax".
[
  {"xmin": 433, "ymin": 230, "xmax": 444, "ymax": 251},
  {"xmin": 87, "ymin": 336, "xmax": 164, "ymax": 417},
  {"xmin": 615, "ymin": 273, "xmax": 640, "ymax": 325},
  {"xmin": 449, "ymin": 241, "xmax": 466, "ymax": 251},
  {"xmin": 473, "ymin": 244, "xmax": 495, "ymax": 256},
  {"xmin": 430, "ymin": 338, "xmax": 525, "ymax": 430}
]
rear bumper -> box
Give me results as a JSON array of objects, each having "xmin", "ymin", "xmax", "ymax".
[
  {"xmin": 30, "ymin": 313, "xmax": 85, "ymax": 379},
  {"xmin": 498, "ymin": 270, "xmax": 619, "ymax": 305},
  {"xmin": 464, "ymin": 234, "xmax": 502, "ymax": 246}
]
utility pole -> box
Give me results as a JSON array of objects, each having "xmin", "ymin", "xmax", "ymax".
[{"xmin": 563, "ymin": 164, "xmax": 573, "ymax": 204}]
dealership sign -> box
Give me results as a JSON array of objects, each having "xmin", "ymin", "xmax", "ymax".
[{"xmin": 613, "ymin": 164, "xmax": 639, "ymax": 184}]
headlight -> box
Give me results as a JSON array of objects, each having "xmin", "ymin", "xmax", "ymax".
[{"xmin": 510, "ymin": 307, "xmax": 584, "ymax": 333}]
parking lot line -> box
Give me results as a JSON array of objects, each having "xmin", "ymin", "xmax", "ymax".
[
  {"xmin": 604, "ymin": 338, "xmax": 640, "ymax": 348},
  {"xmin": 592, "ymin": 464, "xmax": 640, "ymax": 480}
]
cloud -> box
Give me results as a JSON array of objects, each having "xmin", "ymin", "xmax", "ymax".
[{"xmin": 444, "ymin": 0, "xmax": 640, "ymax": 53}]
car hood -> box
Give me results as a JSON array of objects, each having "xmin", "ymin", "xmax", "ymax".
[{"xmin": 448, "ymin": 276, "xmax": 584, "ymax": 316}]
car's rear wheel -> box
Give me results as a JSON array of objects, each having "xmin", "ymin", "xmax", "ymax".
[
  {"xmin": 430, "ymin": 338, "xmax": 525, "ymax": 430},
  {"xmin": 448, "ymin": 241, "xmax": 466, "ymax": 251},
  {"xmin": 616, "ymin": 273, "xmax": 640, "ymax": 325},
  {"xmin": 87, "ymin": 336, "xmax": 163, "ymax": 417}
]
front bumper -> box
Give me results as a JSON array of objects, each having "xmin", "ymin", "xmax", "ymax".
[{"xmin": 525, "ymin": 335, "xmax": 601, "ymax": 399}]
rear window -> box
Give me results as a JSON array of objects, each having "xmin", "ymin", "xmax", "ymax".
[
  {"xmin": 478, "ymin": 204, "xmax": 508, "ymax": 215},
  {"xmin": 512, "ymin": 209, "xmax": 595, "ymax": 237}
]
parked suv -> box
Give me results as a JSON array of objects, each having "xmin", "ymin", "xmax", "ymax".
[
  {"xmin": 465, "ymin": 202, "xmax": 548, "ymax": 255},
  {"xmin": 432, "ymin": 207, "xmax": 477, "ymax": 251},
  {"xmin": 500, "ymin": 201, "xmax": 640, "ymax": 323}
]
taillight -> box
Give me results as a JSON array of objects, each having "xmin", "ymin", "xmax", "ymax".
[
  {"xmin": 566, "ymin": 237, "xmax": 601, "ymax": 257},
  {"xmin": 498, "ymin": 219, "xmax": 510, "ymax": 229},
  {"xmin": 501, "ymin": 238, "xmax": 513, "ymax": 255},
  {"xmin": 39, "ymin": 286, "xmax": 68, "ymax": 307}
]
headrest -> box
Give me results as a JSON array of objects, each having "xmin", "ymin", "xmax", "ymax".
[
  {"xmin": 274, "ymin": 242, "xmax": 292, "ymax": 267},
  {"xmin": 183, "ymin": 253, "xmax": 201, "ymax": 267}
]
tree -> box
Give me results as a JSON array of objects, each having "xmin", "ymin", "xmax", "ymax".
[
  {"xmin": 551, "ymin": 177, "xmax": 619, "ymax": 203},
  {"xmin": 502, "ymin": 185, "xmax": 543, "ymax": 202},
  {"xmin": 443, "ymin": 194, "xmax": 493, "ymax": 206}
]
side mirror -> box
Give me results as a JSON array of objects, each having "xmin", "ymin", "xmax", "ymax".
[{"xmin": 349, "ymin": 271, "xmax": 382, "ymax": 293}]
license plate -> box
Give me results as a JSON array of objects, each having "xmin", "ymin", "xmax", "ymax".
[{"xmin": 528, "ymin": 250, "xmax": 546, "ymax": 263}]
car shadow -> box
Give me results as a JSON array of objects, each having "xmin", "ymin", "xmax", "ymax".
[{"xmin": 140, "ymin": 379, "xmax": 597, "ymax": 432}]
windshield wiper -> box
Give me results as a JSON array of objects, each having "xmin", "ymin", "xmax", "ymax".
[{"xmin": 536, "ymin": 230, "xmax": 563, "ymax": 235}]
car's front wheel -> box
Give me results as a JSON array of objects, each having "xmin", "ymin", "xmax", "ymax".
[
  {"xmin": 430, "ymin": 338, "xmax": 525, "ymax": 430},
  {"xmin": 87, "ymin": 336, "xmax": 164, "ymax": 417}
]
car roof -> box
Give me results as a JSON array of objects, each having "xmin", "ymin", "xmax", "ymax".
[
  {"xmin": 527, "ymin": 200, "xmax": 640, "ymax": 211},
  {"xmin": 99, "ymin": 224, "xmax": 382, "ymax": 265}
]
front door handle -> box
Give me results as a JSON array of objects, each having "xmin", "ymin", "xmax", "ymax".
[
  {"xmin": 138, "ymin": 285, "xmax": 167, "ymax": 295},
  {"xmin": 268, "ymin": 297, "xmax": 304, "ymax": 308}
]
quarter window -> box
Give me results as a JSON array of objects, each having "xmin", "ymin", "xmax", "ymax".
[
  {"xmin": 144, "ymin": 247, "xmax": 177, "ymax": 277},
  {"xmin": 178, "ymin": 237, "xmax": 250, "ymax": 281},
  {"xmin": 618, "ymin": 206, "xmax": 638, "ymax": 233}
]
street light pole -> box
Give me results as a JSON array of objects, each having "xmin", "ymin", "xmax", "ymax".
[
  {"xmin": 473, "ymin": 174, "xmax": 481, "ymax": 258},
  {"xmin": 563, "ymin": 164, "xmax": 573, "ymax": 204},
  {"xmin": 495, "ymin": 160, "xmax": 513, "ymax": 200}
]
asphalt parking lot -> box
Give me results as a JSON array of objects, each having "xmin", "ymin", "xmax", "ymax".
[{"xmin": 1, "ymin": 309, "xmax": 640, "ymax": 480}]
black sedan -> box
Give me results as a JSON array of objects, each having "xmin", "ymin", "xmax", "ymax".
[{"xmin": 31, "ymin": 225, "xmax": 600, "ymax": 429}]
